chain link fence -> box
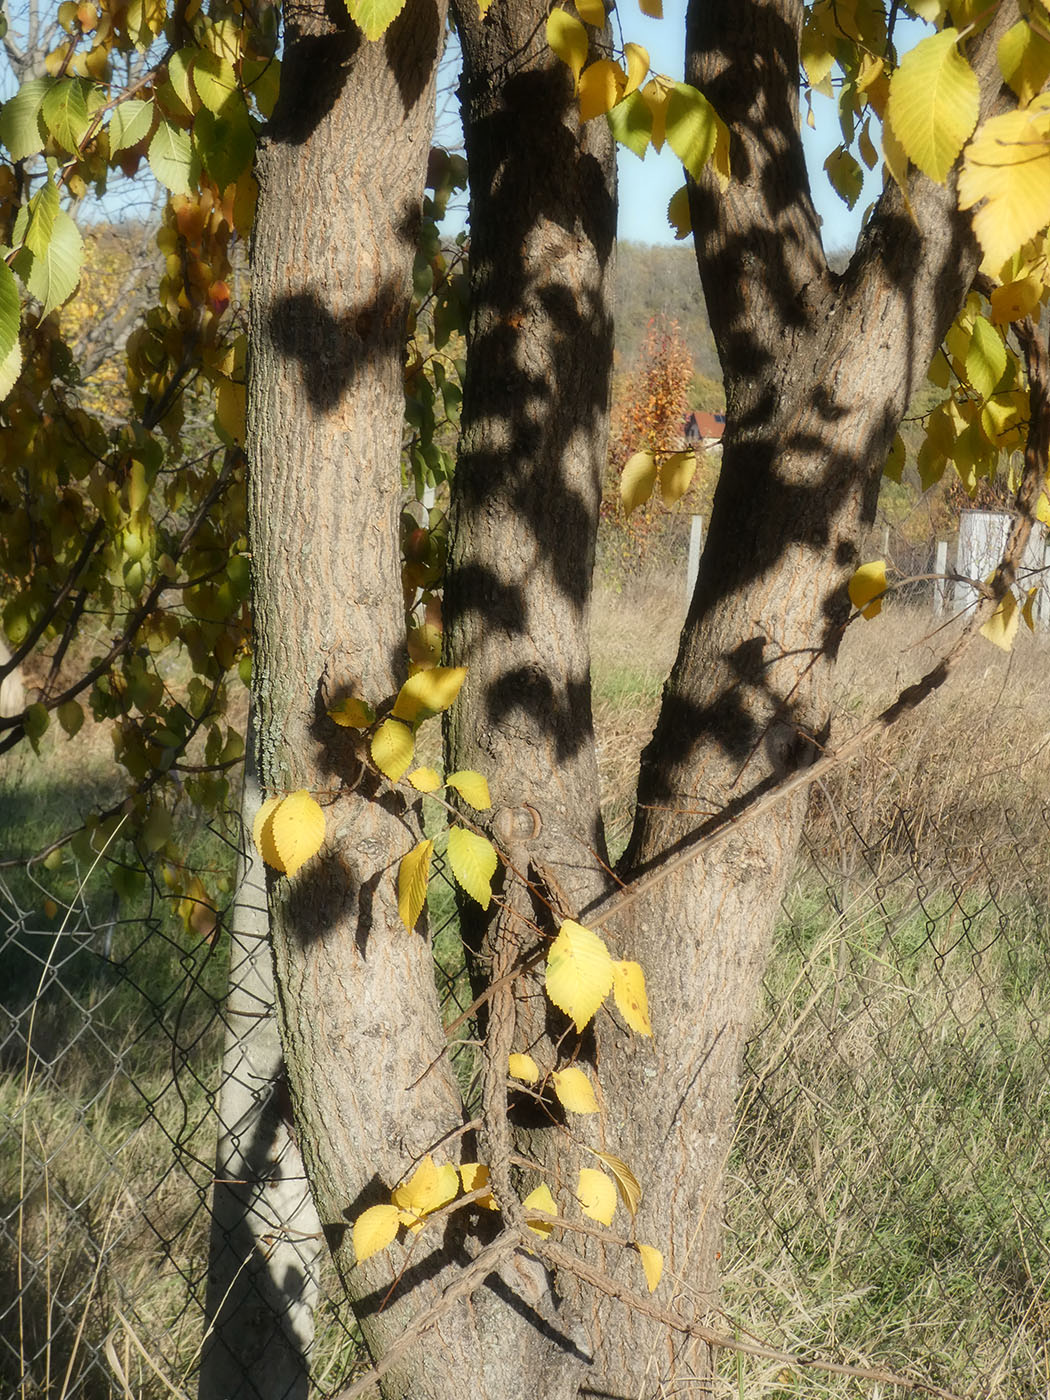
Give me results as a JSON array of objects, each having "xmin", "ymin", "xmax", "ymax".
[{"xmin": 2, "ymin": 794, "xmax": 1049, "ymax": 1398}]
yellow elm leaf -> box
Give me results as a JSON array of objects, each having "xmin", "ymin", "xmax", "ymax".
[
  {"xmin": 966, "ymin": 316, "xmax": 1007, "ymax": 400},
  {"xmin": 620, "ymin": 450, "xmax": 658, "ymax": 516},
  {"xmin": 522, "ymin": 1182, "xmax": 558, "ymax": 1237},
  {"xmin": 612, "ymin": 960, "xmax": 652, "ymax": 1036},
  {"xmin": 847, "ymin": 560, "xmax": 887, "ymax": 619},
  {"xmin": 328, "ymin": 696, "xmax": 375, "ymax": 728},
  {"xmin": 371, "ymin": 718, "xmax": 415, "ymax": 781},
  {"xmin": 446, "ymin": 769, "xmax": 492, "ymax": 809},
  {"xmin": 397, "ymin": 837, "xmax": 433, "ymax": 931},
  {"xmin": 391, "ymin": 1155, "xmax": 460, "ymax": 1222},
  {"xmin": 346, "ymin": 0, "xmax": 408, "ymax": 41},
  {"xmin": 575, "ymin": 0, "xmax": 604, "ymax": 24},
  {"xmin": 508, "ymin": 1052, "xmax": 540, "ymax": 1083},
  {"xmin": 591, "ymin": 1150, "xmax": 642, "ymax": 1216},
  {"xmin": 459, "ymin": 1162, "xmax": 498, "ymax": 1210},
  {"xmin": 886, "ymin": 28, "xmax": 979, "ymax": 183},
  {"xmin": 641, "ymin": 74, "xmax": 673, "ymax": 151},
  {"xmin": 624, "ymin": 43, "xmax": 649, "ymax": 96},
  {"xmin": 391, "ymin": 665, "xmax": 467, "ymax": 724},
  {"xmin": 216, "ymin": 377, "xmax": 246, "ymax": 445},
  {"xmin": 990, "ymin": 276, "xmax": 1042, "ymax": 325},
  {"xmin": 1022, "ymin": 586, "xmax": 1039, "ymax": 631},
  {"xmin": 659, "ymin": 450, "xmax": 696, "ymax": 507},
  {"xmin": 577, "ymin": 1168, "xmax": 617, "ymax": 1225},
  {"xmin": 270, "ymin": 790, "xmax": 325, "ymax": 877},
  {"xmin": 578, "ymin": 59, "xmax": 626, "ymax": 122},
  {"xmin": 998, "ymin": 19, "xmax": 1050, "ymax": 107},
  {"xmin": 447, "ymin": 825, "xmax": 498, "ymax": 909},
  {"xmin": 547, "ymin": 9, "xmax": 589, "ymax": 87},
  {"xmin": 252, "ymin": 794, "xmax": 286, "ymax": 873},
  {"xmin": 407, "ymin": 766, "xmax": 443, "ymax": 792},
  {"xmin": 546, "ymin": 919, "xmax": 615, "ymax": 1032},
  {"xmin": 959, "ymin": 103, "xmax": 1050, "ymax": 273},
  {"xmin": 667, "ymin": 183, "xmax": 691, "ymax": 239},
  {"xmin": 980, "ymin": 589, "xmax": 1019, "ymax": 652},
  {"xmin": 664, "ymin": 82, "xmax": 720, "ymax": 181},
  {"xmin": 884, "ymin": 433, "xmax": 906, "ymax": 484},
  {"xmin": 638, "ymin": 0, "xmax": 661, "ymax": 16},
  {"xmin": 552, "ymin": 1065, "xmax": 600, "ymax": 1114},
  {"xmin": 353, "ymin": 1203, "xmax": 401, "ymax": 1263},
  {"xmin": 637, "ymin": 1243, "xmax": 663, "ymax": 1292}
]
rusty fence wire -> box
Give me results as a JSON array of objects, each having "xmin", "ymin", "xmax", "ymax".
[{"xmin": 2, "ymin": 800, "xmax": 1049, "ymax": 1398}]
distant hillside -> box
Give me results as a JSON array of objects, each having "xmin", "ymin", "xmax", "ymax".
[{"xmin": 614, "ymin": 242, "xmax": 721, "ymax": 382}]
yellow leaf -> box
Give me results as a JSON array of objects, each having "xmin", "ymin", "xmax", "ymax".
[
  {"xmin": 638, "ymin": 0, "xmax": 661, "ymax": 16},
  {"xmin": 552, "ymin": 1065, "xmax": 600, "ymax": 1114},
  {"xmin": 659, "ymin": 450, "xmax": 696, "ymax": 507},
  {"xmin": 881, "ymin": 101, "xmax": 912, "ymax": 203},
  {"xmin": 966, "ymin": 316, "xmax": 1006, "ymax": 399},
  {"xmin": 216, "ymin": 377, "xmax": 246, "ymax": 445},
  {"xmin": 990, "ymin": 276, "xmax": 1042, "ymax": 325},
  {"xmin": 623, "ymin": 43, "xmax": 649, "ymax": 97},
  {"xmin": 270, "ymin": 790, "xmax": 325, "ymax": 877},
  {"xmin": 407, "ymin": 766, "xmax": 442, "ymax": 792},
  {"xmin": 980, "ymin": 589, "xmax": 1019, "ymax": 651},
  {"xmin": 447, "ymin": 825, "xmax": 498, "ymax": 909},
  {"xmin": 547, "ymin": 9, "xmax": 589, "ymax": 87},
  {"xmin": 522, "ymin": 1182, "xmax": 558, "ymax": 1237},
  {"xmin": 637, "ymin": 1243, "xmax": 663, "ymax": 1292},
  {"xmin": 998, "ymin": 19, "xmax": 1050, "ymax": 107},
  {"xmin": 886, "ymin": 28, "xmax": 979, "ymax": 183},
  {"xmin": 577, "ymin": 1167, "xmax": 617, "ymax": 1225},
  {"xmin": 397, "ymin": 837, "xmax": 433, "ymax": 931},
  {"xmin": 847, "ymin": 560, "xmax": 887, "ymax": 619},
  {"xmin": 391, "ymin": 665, "xmax": 467, "ymax": 724},
  {"xmin": 1022, "ymin": 586, "xmax": 1039, "ymax": 630},
  {"xmin": 459, "ymin": 1162, "xmax": 498, "ymax": 1210},
  {"xmin": 959, "ymin": 102, "xmax": 1050, "ymax": 273},
  {"xmin": 353, "ymin": 1203, "xmax": 401, "ymax": 1263},
  {"xmin": 508, "ymin": 1052, "xmax": 540, "ymax": 1083},
  {"xmin": 612, "ymin": 960, "xmax": 652, "ymax": 1036},
  {"xmin": 667, "ymin": 183, "xmax": 691, "ymax": 239},
  {"xmin": 620, "ymin": 450, "xmax": 658, "ymax": 516},
  {"xmin": 328, "ymin": 696, "xmax": 375, "ymax": 728},
  {"xmin": 578, "ymin": 59, "xmax": 626, "ymax": 122},
  {"xmin": 446, "ymin": 769, "xmax": 492, "ymax": 809},
  {"xmin": 884, "ymin": 433, "xmax": 906, "ymax": 483},
  {"xmin": 391, "ymin": 1155, "xmax": 460, "ymax": 1223},
  {"xmin": 546, "ymin": 919, "xmax": 615, "ymax": 1032},
  {"xmin": 575, "ymin": 0, "xmax": 604, "ymax": 23},
  {"xmin": 252, "ymin": 794, "xmax": 285, "ymax": 873},
  {"xmin": 371, "ymin": 718, "xmax": 415, "ymax": 782},
  {"xmin": 591, "ymin": 1150, "xmax": 642, "ymax": 1216},
  {"xmin": 641, "ymin": 74, "xmax": 673, "ymax": 151}
]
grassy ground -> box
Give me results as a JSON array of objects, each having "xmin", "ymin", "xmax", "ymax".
[{"xmin": 2, "ymin": 581, "xmax": 1049, "ymax": 1397}]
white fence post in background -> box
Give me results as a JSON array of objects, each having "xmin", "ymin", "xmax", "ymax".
[
  {"xmin": 934, "ymin": 540, "xmax": 948, "ymax": 617},
  {"xmin": 687, "ymin": 515, "xmax": 704, "ymax": 605}
]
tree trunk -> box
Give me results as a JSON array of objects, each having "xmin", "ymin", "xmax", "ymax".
[
  {"xmin": 200, "ymin": 736, "xmax": 323, "ymax": 1400},
  {"xmin": 247, "ymin": 7, "xmax": 500, "ymax": 1395}
]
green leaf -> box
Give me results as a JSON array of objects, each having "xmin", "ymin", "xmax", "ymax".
[
  {"xmin": 193, "ymin": 105, "xmax": 255, "ymax": 190},
  {"xmin": 166, "ymin": 50, "xmax": 198, "ymax": 115},
  {"xmin": 110, "ymin": 98, "xmax": 155, "ymax": 155},
  {"xmin": 883, "ymin": 433, "xmax": 906, "ymax": 483},
  {"xmin": 0, "ymin": 256, "xmax": 21, "ymax": 372},
  {"xmin": 41, "ymin": 79, "xmax": 90, "ymax": 154},
  {"xmin": 446, "ymin": 825, "xmax": 498, "ymax": 909},
  {"xmin": 345, "ymin": 0, "xmax": 408, "ymax": 41},
  {"xmin": 966, "ymin": 316, "xmax": 1007, "ymax": 400},
  {"xmin": 12, "ymin": 207, "xmax": 83, "ymax": 317},
  {"xmin": 24, "ymin": 702, "xmax": 49, "ymax": 752},
  {"xmin": 606, "ymin": 90, "xmax": 652, "ymax": 160},
  {"xmin": 886, "ymin": 28, "xmax": 978, "ymax": 183},
  {"xmin": 13, "ymin": 178, "xmax": 59, "ymax": 258},
  {"xmin": 192, "ymin": 50, "xmax": 239, "ymax": 114},
  {"xmin": 0, "ymin": 334, "xmax": 22, "ymax": 402},
  {"xmin": 149, "ymin": 120, "xmax": 198, "ymax": 195},
  {"xmin": 0, "ymin": 78, "xmax": 51, "ymax": 161},
  {"xmin": 57, "ymin": 699, "xmax": 83, "ymax": 737},
  {"xmin": 664, "ymin": 82, "xmax": 720, "ymax": 181}
]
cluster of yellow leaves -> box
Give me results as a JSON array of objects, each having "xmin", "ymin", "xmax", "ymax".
[
  {"xmin": 545, "ymin": 919, "xmax": 652, "ymax": 1036},
  {"xmin": 546, "ymin": 1, "xmax": 728, "ymax": 239},
  {"xmin": 620, "ymin": 448, "xmax": 697, "ymax": 516},
  {"xmin": 329, "ymin": 664, "xmax": 467, "ymax": 784}
]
